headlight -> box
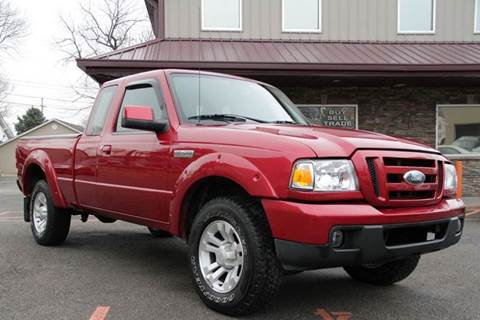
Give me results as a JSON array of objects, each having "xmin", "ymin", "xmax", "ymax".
[
  {"xmin": 291, "ymin": 160, "xmax": 358, "ymax": 192},
  {"xmin": 444, "ymin": 163, "xmax": 458, "ymax": 195}
]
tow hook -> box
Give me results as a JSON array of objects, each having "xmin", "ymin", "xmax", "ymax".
[{"xmin": 81, "ymin": 213, "xmax": 89, "ymax": 223}]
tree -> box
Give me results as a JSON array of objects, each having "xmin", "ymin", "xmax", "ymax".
[
  {"xmin": 0, "ymin": 77, "xmax": 9, "ymax": 117},
  {"xmin": 14, "ymin": 107, "xmax": 46, "ymax": 134},
  {"xmin": 0, "ymin": 0, "xmax": 27, "ymax": 54},
  {"xmin": 0, "ymin": 1, "xmax": 27, "ymax": 121},
  {"xmin": 56, "ymin": 0, "xmax": 153, "ymax": 111},
  {"xmin": 57, "ymin": 0, "xmax": 153, "ymax": 62}
]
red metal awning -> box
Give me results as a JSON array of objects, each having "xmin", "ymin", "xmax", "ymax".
[{"xmin": 77, "ymin": 39, "xmax": 480, "ymax": 84}]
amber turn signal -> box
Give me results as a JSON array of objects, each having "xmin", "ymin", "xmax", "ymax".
[{"xmin": 291, "ymin": 162, "xmax": 314, "ymax": 190}]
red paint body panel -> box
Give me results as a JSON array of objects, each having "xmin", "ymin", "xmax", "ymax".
[{"xmin": 15, "ymin": 69, "xmax": 465, "ymax": 246}]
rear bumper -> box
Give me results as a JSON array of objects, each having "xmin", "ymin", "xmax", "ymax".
[
  {"xmin": 275, "ymin": 216, "xmax": 463, "ymax": 270},
  {"xmin": 262, "ymin": 198, "xmax": 465, "ymax": 270}
]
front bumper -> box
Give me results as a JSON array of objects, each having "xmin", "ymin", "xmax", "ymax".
[
  {"xmin": 275, "ymin": 217, "xmax": 463, "ymax": 270},
  {"xmin": 262, "ymin": 198, "xmax": 465, "ymax": 270}
]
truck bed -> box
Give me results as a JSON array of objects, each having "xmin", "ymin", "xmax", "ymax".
[{"xmin": 16, "ymin": 133, "xmax": 82, "ymax": 206}]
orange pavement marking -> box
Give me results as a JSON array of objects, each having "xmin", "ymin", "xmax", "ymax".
[
  {"xmin": 314, "ymin": 308, "xmax": 353, "ymax": 320},
  {"xmin": 89, "ymin": 306, "xmax": 110, "ymax": 320}
]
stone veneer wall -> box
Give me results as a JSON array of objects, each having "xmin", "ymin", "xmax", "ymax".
[{"xmin": 281, "ymin": 86, "xmax": 480, "ymax": 197}]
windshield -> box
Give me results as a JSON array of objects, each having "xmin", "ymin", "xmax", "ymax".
[{"xmin": 169, "ymin": 73, "xmax": 308, "ymax": 125}]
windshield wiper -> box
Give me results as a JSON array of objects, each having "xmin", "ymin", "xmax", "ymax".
[
  {"xmin": 270, "ymin": 120, "xmax": 297, "ymax": 124},
  {"xmin": 188, "ymin": 114, "xmax": 267, "ymax": 123}
]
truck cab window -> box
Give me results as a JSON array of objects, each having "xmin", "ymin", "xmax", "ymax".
[
  {"xmin": 85, "ymin": 86, "xmax": 117, "ymax": 136},
  {"xmin": 116, "ymin": 85, "xmax": 166, "ymax": 132}
]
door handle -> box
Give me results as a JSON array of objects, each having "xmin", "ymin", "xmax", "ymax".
[{"xmin": 100, "ymin": 145, "xmax": 112, "ymax": 155}]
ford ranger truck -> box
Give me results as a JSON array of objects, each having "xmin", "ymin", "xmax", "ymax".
[{"xmin": 16, "ymin": 69, "xmax": 465, "ymax": 316}]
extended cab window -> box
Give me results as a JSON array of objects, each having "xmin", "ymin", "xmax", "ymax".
[
  {"xmin": 116, "ymin": 84, "xmax": 166, "ymax": 132},
  {"xmin": 85, "ymin": 86, "xmax": 117, "ymax": 136}
]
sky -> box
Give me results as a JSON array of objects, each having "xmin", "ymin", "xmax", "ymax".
[{"xmin": 0, "ymin": 0, "xmax": 150, "ymax": 133}]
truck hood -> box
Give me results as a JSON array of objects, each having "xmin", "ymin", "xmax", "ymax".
[{"xmin": 230, "ymin": 124, "xmax": 440, "ymax": 157}]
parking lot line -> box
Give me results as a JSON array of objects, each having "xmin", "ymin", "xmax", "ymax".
[
  {"xmin": 0, "ymin": 211, "xmax": 21, "ymax": 216},
  {"xmin": 89, "ymin": 306, "xmax": 110, "ymax": 320},
  {"xmin": 466, "ymin": 209, "xmax": 480, "ymax": 217}
]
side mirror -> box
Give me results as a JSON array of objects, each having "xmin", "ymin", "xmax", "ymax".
[{"xmin": 121, "ymin": 105, "xmax": 169, "ymax": 133}]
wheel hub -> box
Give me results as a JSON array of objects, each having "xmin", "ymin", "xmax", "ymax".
[{"xmin": 216, "ymin": 243, "xmax": 238, "ymax": 269}]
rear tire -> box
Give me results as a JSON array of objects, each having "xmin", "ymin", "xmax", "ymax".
[
  {"xmin": 148, "ymin": 227, "xmax": 172, "ymax": 238},
  {"xmin": 188, "ymin": 196, "xmax": 282, "ymax": 316},
  {"xmin": 343, "ymin": 255, "xmax": 420, "ymax": 286},
  {"xmin": 30, "ymin": 180, "xmax": 71, "ymax": 246}
]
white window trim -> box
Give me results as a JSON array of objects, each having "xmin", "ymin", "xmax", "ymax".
[
  {"xmin": 475, "ymin": 0, "xmax": 480, "ymax": 34},
  {"xmin": 397, "ymin": 0, "xmax": 436, "ymax": 34},
  {"xmin": 282, "ymin": 0, "xmax": 322, "ymax": 33},
  {"xmin": 297, "ymin": 104, "xmax": 358, "ymax": 129},
  {"xmin": 435, "ymin": 104, "xmax": 480, "ymax": 152},
  {"xmin": 201, "ymin": 0, "xmax": 243, "ymax": 32}
]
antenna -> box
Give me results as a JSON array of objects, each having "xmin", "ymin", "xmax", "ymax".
[{"xmin": 197, "ymin": 2, "xmax": 201, "ymax": 124}]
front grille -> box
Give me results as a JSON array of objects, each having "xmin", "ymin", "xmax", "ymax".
[{"xmin": 353, "ymin": 151, "xmax": 444, "ymax": 207}]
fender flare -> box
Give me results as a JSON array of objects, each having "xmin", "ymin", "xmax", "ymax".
[
  {"xmin": 169, "ymin": 152, "xmax": 278, "ymax": 236},
  {"xmin": 22, "ymin": 150, "xmax": 67, "ymax": 208}
]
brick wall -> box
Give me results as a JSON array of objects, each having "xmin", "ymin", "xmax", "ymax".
[{"xmin": 281, "ymin": 86, "xmax": 480, "ymax": 197}]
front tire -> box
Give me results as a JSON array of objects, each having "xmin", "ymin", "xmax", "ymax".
[
  {"xmin": 188, "ymin": 196, "xmax": 282, "ymax": 316},
  {"xmin": 343, "ymin": 255, "xmax": 420, "ymax": 286},
  {"xmin": 30, "ymin": 180, "xmax": 71, "ymax": 246}
]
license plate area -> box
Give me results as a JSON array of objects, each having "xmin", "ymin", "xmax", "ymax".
[{"xmin": 383, "ymin": 221, "xmax": 449, "ymax": 247}]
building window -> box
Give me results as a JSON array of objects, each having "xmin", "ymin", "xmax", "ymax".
[
  {"xmin": 297, "ymin": 105, "xmax": 358, "ymax": 129},
  {"xmin": 475, "ymin": 0, "xmax": 480, "ymax": 33},
  {"xmin": 397, "ymin": 0, "xmax": 436, "ymax": 34},
  {"xmin": 437, "ymin": 105, "xmax": 480, "ymax": 155},
  {"xmin": 282, "ymin": 0, "xmax": 322, "ymax": 33},
  {"xmin": 201, "ymin": 0, "xmax": 242, "ymax": 31}
]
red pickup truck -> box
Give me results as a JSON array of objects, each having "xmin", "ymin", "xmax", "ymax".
[{"xmin": 16, "ymin": 69, "xmax": 465, "ymax": 316}]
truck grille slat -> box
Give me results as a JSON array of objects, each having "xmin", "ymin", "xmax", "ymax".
[
  {"xmin": 367, "ymin": 158, "xmax": 379, "ymax": 197},
  {"xmin": 383, "ymin": 157, "xmax": 436, "ymax": 168}
]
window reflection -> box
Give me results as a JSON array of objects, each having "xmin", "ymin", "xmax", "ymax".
[{"xmin": 437, "ymin": 106, "xmax": 480, "ymax": 155}]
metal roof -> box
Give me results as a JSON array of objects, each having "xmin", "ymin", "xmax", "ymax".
[{"xmin": 77, "ymin": 39, "xmax": 480, "ymax": 83}]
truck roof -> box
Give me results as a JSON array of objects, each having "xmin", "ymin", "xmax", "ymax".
[{"xmin": 102, "ymin": 69, "xmax": 262, "ymax": 88}]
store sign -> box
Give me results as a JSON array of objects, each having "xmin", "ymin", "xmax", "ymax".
[{"xmin": 297, "ymin": 105, "xmax": 358, "ymax": 129}]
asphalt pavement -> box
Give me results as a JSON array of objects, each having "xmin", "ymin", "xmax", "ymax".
[{"xmin": 0, "ymin": 176, "xmax": 479, "ymax": 320}]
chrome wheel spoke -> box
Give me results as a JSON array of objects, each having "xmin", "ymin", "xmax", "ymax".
[
  {"xmin": 207, "ymin": 266, "xmax": 227, "ymax": 283},
  {"xmin": 205, "ymin": 231, "xmax": 223, "ymax": 246},
  {"xmin": 204, "ymin": 262, "xmax": 220, "ymax": 274},
  {"xmin": 200, "ymin": 240, "xmax": 221, "ymax": 254}
]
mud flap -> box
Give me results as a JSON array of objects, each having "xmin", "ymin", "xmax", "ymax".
[{"xmin": 23, "ymin": 197, "xmax": 30, "ymax": 222}]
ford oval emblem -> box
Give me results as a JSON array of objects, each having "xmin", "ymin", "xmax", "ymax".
[{"xmin": 403, "ymin": 170, "xmax": 426, "ymax": 186}]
